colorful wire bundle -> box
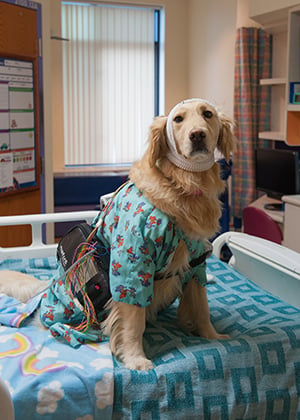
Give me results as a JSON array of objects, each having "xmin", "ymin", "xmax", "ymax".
[
  {"xmin": 64, "ymin": 181, "xmax": 130, "ymax": 332},
  {"xmin": 64, "ymin": 227, "xmax": 101, "ymax": 332}
]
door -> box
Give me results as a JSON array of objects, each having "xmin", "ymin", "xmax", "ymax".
[{"xmin": 0, "ymin": 0, "xmax": 43, "ymax": 247}]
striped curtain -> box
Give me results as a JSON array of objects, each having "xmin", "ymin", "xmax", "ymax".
[
  {"xmin": 232, "ymin": 28, "xmax": 272, "ymax": 225},
  {"xmin": 61, "ymin": 2, "xmax": 155, "ymax": 167}
]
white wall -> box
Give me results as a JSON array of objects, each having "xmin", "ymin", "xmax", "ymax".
[
  {"xmin": 51, "ymin": 0, "xmax": 191, "ymax": 172},
  {"xmin": 20, "ymin": 0, "xmax": 300, "ymax": 227},
  {"xmin": 237, "ymin": 0, "xmax": 262, "ymax": 28},
  {"xmin": 49, "ymin": 0, "xmax": 243, "ymax": 174},
  {"xmin": 188, "ymin": 0, "xmax": 237, "ymax": 117},
  {"xmin": 49, "ymin": 0, "xmax": 257, "ymax": 175},
  {"xmin": 49, "ymin": 0, "xmax": 64, "ymax": 173},
  {"xmin": 32, "ymin": 0, "xmax": 54, "ymax": 213}
]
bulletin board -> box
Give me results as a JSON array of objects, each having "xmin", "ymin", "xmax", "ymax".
[{"xmin": 0, "ymin": 57, "xmax": 38, "ymax": 194}]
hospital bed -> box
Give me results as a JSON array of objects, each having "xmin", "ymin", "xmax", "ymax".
[{"xmin": 0, "ymin": 211, "xmax": 299, "ymax": 419}]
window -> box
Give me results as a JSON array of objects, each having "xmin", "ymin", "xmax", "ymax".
[{"xmin": 61, "ymin": 2, "xmax": 163, "ymax": 168}]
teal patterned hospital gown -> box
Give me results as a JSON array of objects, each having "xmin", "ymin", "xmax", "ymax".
[
  {"xmin": 0, "ymin": 182, "xmax": 211, "ymax": 347},
  {"xmin": 94, "ymin": 182, "xmax": 211, "ymax": 306}
]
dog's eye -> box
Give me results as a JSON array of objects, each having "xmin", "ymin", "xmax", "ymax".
[
  {"xmin": 174, "ymin": 115, "xmax": 183, "ymax": 123},
  {"xmin": 203, "ymin": 110, "xmax": 213, "ymax": 119}
]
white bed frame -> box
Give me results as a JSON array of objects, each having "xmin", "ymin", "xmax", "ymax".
[
  {"xmin": 1, "ymin": 212, "xmax": 300, "ymax": 420},
  {"xmin": 0, "ymin": 211, "xmax": 99, "ymax": 260},
  {"xmin": 1, "ymin": 212, "xmax": 299, "ymax": 308},
  {"xmin": 213, "ymin": 231, "xmax": 300, "ymax": 310}
]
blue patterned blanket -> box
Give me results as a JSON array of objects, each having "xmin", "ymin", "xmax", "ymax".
[
  {"xmin": 0, "ymin": 257, "xmax": 113, "ymax": 420},
  {"xmin": 113, "ymin": 257, "xmax": 300, "ymax": 419},
  {"xmin": 0, "ymin": 255, "xmax": 300, "ymax": 419}
]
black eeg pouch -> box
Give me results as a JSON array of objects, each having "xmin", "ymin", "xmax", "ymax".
[{"xmin": 57, "ymin": 223, "xmax": 111, "ymax": 313}]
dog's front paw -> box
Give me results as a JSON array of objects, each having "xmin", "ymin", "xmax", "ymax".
[
  {"xmin": 215, "ymin": 333, "xmax": 230, "ymax": 340},
  {"xmin": 194, "ymin": 322, "xmax": 230, "ymax": 340},
  {"xmin": 199, "ymin": 331, "xmax": 230, "ymax": 340},
  {"xmin": 124, "ymin": 356, "xmax": 154, "ymax": 371}
]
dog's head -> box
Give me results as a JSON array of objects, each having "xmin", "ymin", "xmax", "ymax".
[{"xmin": 148, "ymin": 99, "xmax": 236, "ymax": 171}]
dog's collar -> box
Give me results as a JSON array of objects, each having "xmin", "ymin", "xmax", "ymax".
[
  {"xmin": 186, "ymin": 189, "xmax": 202, "ymax": 197},
  {"xmin": 166, "ymin": 98, "xmax": 217, "ymax": 173}
]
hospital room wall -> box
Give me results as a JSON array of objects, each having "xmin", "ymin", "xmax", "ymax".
[
  {"xmin": 50, "ymin": 0, "xmax": 241, "ymax": 174},
  {"xmin": 25, "ymin": 0, "xmax": 55, "ymax": 216},
  {"xmin": 188, "ymin": 0, "xmax": 264, "ymax": 118},
  {"xmin": 188, "ymin": 0, "xmax": 237, "ymax": 118},
  {"xmin": 50, "ymin": 0, "xmax": 192, "ymax": 174},
  {"xmin": 43, "ymin": 0, "xmax": 249, "ymax": 211}
]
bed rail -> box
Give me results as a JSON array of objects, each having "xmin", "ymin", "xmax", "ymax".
[
  {"xmin": 0, "ymin": 211, "xmax": 99, "ymax": 260},
  {"xmin": 213, "ymin": 232, "xmax": 300, "ymax": 309}
]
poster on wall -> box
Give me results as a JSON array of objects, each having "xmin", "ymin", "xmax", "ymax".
[{"xmin": 0, "ymin": 57, "xmax": 37, "ymax": 194}]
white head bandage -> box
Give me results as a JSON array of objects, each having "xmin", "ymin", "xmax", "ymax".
[{"xmin": 166, "ymin": 98, "xmax": 218, "ymax": 172}]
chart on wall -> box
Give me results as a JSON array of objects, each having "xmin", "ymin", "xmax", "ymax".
[{"xmin": 0, "ymin": 57, "xmax": 37, "ymax": 193}]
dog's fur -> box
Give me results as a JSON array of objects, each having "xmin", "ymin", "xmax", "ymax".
[{"xmin": 0, "ymin": 100, "xmax": 236, "ymax": 370}]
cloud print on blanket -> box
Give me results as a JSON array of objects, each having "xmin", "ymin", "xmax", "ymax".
[
  {"xmin": 0, "ymin": 258, "xmax": 115, "ymax": 419},
  {"xmin": 36, "ymin": 381, "xmax": 64, "ymax": 415},
  {"xmin": 0, "ymin": 323, "xmax": 114, "ymax": 418}
]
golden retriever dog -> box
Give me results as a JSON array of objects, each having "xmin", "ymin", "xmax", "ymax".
[{"xmin": 0, "ymin": 98, "xmax": 236, "ymax": 371}]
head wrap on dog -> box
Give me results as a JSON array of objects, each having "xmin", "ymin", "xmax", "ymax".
[{"xmin": 166, "ymin": 98, "xmax": 218, "ymax": 172}]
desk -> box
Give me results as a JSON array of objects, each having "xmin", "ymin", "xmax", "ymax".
[
  {"xmin": 249, "ymin": 195, "xmax": 284, "ymax": 225},
  {"xmin": 249, "ymin": 195, "xmax": 300, "ymax": 253},
  {"xmin": 282, "ymin": 195, "xmax": 300, "ymax": 253}
]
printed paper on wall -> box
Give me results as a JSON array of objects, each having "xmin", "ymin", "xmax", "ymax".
[{"xmin": 0, "ymin": 58, "xmax": 37, "ymax": 193}]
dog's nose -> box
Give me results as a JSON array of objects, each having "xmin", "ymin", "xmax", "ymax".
[
  {"xmin": 189, "ymin": 130, "xmax": 206, "ymax": 142},
  {"xmin": 189, "ymin": 130, "xmax": 207, "ymax": 153}
]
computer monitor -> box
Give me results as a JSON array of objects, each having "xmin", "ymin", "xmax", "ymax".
[{"xmin": 255, "ymin": 148, "xmax": 300, "ymax": 200}]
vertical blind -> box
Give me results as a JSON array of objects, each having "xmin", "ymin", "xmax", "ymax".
[{"xmin": 61, "ymin": 2, "xmax": 156, "ymax": 166}]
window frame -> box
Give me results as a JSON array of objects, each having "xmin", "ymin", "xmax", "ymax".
[{"xmin": 61, "ymin": 1, "xmax": 164, "ymax": 170}]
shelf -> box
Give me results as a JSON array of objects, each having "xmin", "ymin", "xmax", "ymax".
[
  {"xmin": 260, "ymin": 78, "xmax": 286, "ymax": 85},
  {"xmin": 255, "ymin": 8, "xmax": 300, "ymax": 146},
  {"xmin": 287, "ymin": 104, "xmax": 300, "ymax": 111},
  {"xmin": 258, "ymin": 131, "xmax": 285, "ymax": 141}
]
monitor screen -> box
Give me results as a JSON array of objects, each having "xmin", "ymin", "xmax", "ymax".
[{"xmin": 255, "ymin": 148, "xmax": 300, "ymax": 200}]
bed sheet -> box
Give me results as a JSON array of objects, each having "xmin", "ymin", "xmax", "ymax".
[
  {"xmin": 113, "ymin": 257, "xmax": 300, "ymax": 419},
  {"xmin": 0, "ymin": 256, "xmax": 300, "ymax": 420}
]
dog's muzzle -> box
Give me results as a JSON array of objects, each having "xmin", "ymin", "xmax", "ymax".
[{"xmin": 189, "ymin": 130, "xmax": 209, "ymax": 155}]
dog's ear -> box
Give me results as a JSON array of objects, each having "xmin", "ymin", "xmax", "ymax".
[
  {"xmin": 217, "ymin": 113, "xmax": 237, "ymax": 162},
  {"xmin": 148, "ymin": 116, "xmax": 168, "ymax": 167}
]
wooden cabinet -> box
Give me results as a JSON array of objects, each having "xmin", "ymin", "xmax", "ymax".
[{"xmin": 286, "ymin": 7, "xmax": 300, "ymax": 145}]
